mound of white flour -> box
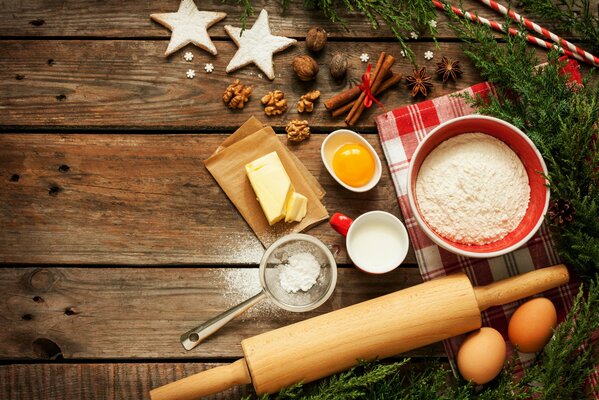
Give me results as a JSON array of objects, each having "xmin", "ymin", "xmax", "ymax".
[{"xmin": 416, "ymin": 133, "xmax": 530, "ymax": 245}]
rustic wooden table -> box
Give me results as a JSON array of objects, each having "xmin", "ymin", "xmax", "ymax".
[{"xmin": 0, "ymin": 1, "xmax": 578, "ymax": 398}]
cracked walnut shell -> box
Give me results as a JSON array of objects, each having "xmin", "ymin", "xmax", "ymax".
[
  {"xmin": 297, "ymin": 90, "xmax": 320, "ymax": 113},
  {"xmin": 223, "ymin": 79, "xmax": 252, "ymax": 109},
  {"xmin": 286, "ymin": 120, "xmax": 310, "ymax": 143},
  {"xmin": 261, "ymin": 90, "xmax": 288, "ymax": 116}
]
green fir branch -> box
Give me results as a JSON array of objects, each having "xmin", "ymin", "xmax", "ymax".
[
  {"xmin": 247, "ymin": 278, "xmax": 599, "ymax": 399},
  {"xmin": 226, "ymin": 0, "xmax": 439, "ymax": 59},
  {"xmin": 526, "ymin": 276, "xmax": 599, "ymax": 398},
  {"xmin": 521, "ymin": 0, "xmax": 599, "ymax": 54},
  {"xmin": 446, "ymin": 8, "xmax": 599, "ymax": 280},
  {"xmin": 227, "ymin": 0, "xmax": 254, "ymax": 29}
]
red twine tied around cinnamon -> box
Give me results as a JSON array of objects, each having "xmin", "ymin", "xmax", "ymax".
[{"xmin": 358, "ymin": 64, "xmax": 386, "ymax": 112}]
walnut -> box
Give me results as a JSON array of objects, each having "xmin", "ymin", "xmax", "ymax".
[
  {"xmin": 329, "ymin": 52, "xmax": 348, "ymax": 80},
  {"xmin": 306, "ymin": 27, "xmax": 327, "ymax": 52},
  {"xmin": 260, "ymin": 90, "xmax": 288, "ymax": 116},
  {"xmin": 286, "ymin": 120, "xmax": 311, "ymax": 143},
  {"xmin": 223, "ymin": 79, "xmax": 252, "ymax": 109},
  {"xmin": 292, "ymin": 55, "xmax": 319, "ymax": 81},
  {"xmin": 297, "ymin": 90, "xmax": 320, "ymax": 113}
]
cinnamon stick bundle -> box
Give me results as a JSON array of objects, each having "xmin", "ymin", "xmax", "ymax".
[
  {"xmin": 324, "ymin": 52, "xmax": 401, "ymax": 124},
  {"xmin": 331, "ymin": 73, "xmax": 402, "ymax": 118},
  {"xmin": 345, "ymin": 53, "xmax": 395, "ymax": 126},
  {"xmin": 324, "ymin": 70, "xmax": 393, "ymax": 111}
]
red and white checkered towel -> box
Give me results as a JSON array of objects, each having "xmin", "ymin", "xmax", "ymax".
[{"xmin": 375, "ymin": 75, "xmax": 597, "ymax": 390}]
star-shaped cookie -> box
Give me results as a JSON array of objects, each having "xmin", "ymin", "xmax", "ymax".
[
  {"xmin": 224, "ymin": 9, "xmax": 297, "ymax": 80},
  {"xmin": 150, "ymin": 0, "xmax": 226, "ymax": 57}
]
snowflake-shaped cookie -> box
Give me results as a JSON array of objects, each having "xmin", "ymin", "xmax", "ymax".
[
  {"xmin": 424, "ymin": 50, "xmax": 434, "ymax": 60},
  {"xmin": 186, "ymin": 69, "xmax": 196, "ymax": 79},
  {"xmin": 204, "ymin": 63, "xmax": 214, "ymax": 73},
  {"xmin": 429, "ymin": 20, "xmax": 438, "ymax": 28},
  {"xmin": 183, "ymin": 51, "xmax": 194, "ymax": 61},
  {"xmin": 410, "ymin": 31, "xmax": 419, "ymax": 39},
  {"xmin": 360, "ymin": 53, "xmax": 370, "ymax": 63}
]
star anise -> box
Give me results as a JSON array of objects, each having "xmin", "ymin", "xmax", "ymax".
[
  {"xmin": 406, "ymin": 67, "xmax": 433, "ymax": 98},
  {"xmin": 436, "ymin": 56, "xmax": 462, "ymax": 83}
]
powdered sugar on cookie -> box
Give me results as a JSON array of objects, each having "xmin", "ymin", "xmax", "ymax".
[
  {"xmin": 224, "ymin": 9, "xmax": 296, "ymax": 80},
  {"xmin": 150, "ymin": 0, "xmax": 226, "ymax": 56}
]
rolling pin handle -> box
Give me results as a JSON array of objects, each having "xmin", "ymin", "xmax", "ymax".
[
  {"xmin": 474, "ymin": 264, "xmax": 569, "ymax": 311},
  {"xmin": 150, "ymin": 358, "xmax": 252, "ymax": 400}
]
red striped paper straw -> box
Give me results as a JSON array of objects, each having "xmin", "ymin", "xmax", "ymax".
[
  {"xmin": 476, "ymin": 0, "xmax": 599, "ymax": 67},
  {"xmin": 432, "ymin": 0, "xmax": 583, "ymax": 63}
]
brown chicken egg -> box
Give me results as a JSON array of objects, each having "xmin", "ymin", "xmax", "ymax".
[
  {"xmin": 508, "ymin": 297, "xmax": 557, "ymax": 353},
  {"xmin": 457, "ymin": 327, "xmax": 506, "ymax": 385}
]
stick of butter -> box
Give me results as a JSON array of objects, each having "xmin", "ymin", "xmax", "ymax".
[
  {"xmin": 285, "ymin": 192, "xmax": 308, "ymax": 223},
  {"xmin": 245, "ymin": 152, "xmax": 295, "ymax": 225}
]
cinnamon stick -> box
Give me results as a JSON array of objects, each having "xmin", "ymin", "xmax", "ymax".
[
  {"xmin": 345, "ymin": 53, "xmax": 396, "ymax": 126},
  {"xmin": 331, "ymin": 73, "xmax": 402, "ymax": 118},
  {"xmin": 344, "ymin": 52, "xmax": 386, "ymax": 125},
  {"xmin": 324, "ymin": 70, "xmax": 393, "ymax": 111}
]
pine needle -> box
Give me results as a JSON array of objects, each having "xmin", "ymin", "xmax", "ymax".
[
  {"xmin": 446, "ymin": 8, "xmax": 599, "ymax": 280},
  {"xmin": 246, "ymin": 279, "xmax": 599, "ymax": 399},
  {"xmin": 225, "ymin": 0, "xmax": 438, "ymax": 60},
  {"xmin": 521, "ymin": 0, "xmax": 599, "ymax": 54}
]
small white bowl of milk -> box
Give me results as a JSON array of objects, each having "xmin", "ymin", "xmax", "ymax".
[{"xmin": 330, "ymin": 211, "xmax": 409, "ymax": 274}]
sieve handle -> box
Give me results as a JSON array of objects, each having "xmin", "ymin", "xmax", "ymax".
[{"xmin": 180, "ymin": 291, "xmax": 267, "ymax": 351}]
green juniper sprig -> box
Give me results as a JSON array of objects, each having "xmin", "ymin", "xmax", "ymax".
[
  {"xmin": 525, "ymin": 276, "xmax": 599, "ymax": 398},
  {"xmin": 227, "ymin": 0, "xmax": 438, "ymax": 59},
  {"xmin": 246, "ymin": 278, "xmax": 599, "ymax": 399},
  {"xmin": 521, "ymin": 0, "xmax": 599, "ymax": 54},
  {"xmin": 227, "ymin": 0, "xmax": 254, "ymax": 29},
  {"xmin": 447, "ymin": 9, "xmax": 599, "ymax": 280}
]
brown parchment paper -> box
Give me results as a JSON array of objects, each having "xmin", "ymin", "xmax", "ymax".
[{"xmin": 204, "ymin": 117, "xmax": 328, "ymax": 247}]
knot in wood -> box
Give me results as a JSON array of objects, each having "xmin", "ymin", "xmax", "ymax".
[{"xmin": 29, "ymin": 269, "xmax": 55, "ymax": 292}]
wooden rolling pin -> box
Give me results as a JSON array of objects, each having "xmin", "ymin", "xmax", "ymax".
[{"xmin": 150, "ymin": 264, "xmax": 569, "ymax": 400}]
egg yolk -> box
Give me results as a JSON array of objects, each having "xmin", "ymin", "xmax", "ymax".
[{"xmin": 332, "ymin": 143, "xmax": 375, "ymax": 187}]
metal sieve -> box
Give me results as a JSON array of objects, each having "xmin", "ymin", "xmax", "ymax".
[{"xmin": 181, "ymin": 233, "xmax": 337, "ymax": 351}]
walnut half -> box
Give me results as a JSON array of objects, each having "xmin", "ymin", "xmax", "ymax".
[
  {"xmin": 223, "ymin": 79, "xmax": 252, "ymax": 109},
  {"xmin": 286, "ymin": 120, "xmax": 310, "ymax": 143},
  {"xmin": 297, "ymin": 90, "xmax": 320, "ymax": 113},
  {"xmin": 261, "ymin": 90, "xmax": 288, "ymax": 116}
]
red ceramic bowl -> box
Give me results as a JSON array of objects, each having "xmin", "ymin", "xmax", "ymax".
[{"xmin": 407, "ymin": 115, "xmax": 549, "ymax": 258}]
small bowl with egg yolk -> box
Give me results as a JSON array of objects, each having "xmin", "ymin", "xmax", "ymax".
[{"xmin": 321, "ymin": 129, "xmax": 382, "ymax": 192}]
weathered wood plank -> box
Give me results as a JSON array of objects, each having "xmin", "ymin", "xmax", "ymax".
[
  {"xmin": 0, "ymin": 133, "xmax": 415, "ymax": 265},
  {"xmin": 0, "ymin": 0, "xmax": 566, "ymax": 39},
  {"xmin": 0, "ymin": 362, "xmax": 253, "ymax": 400},
  {"xmin": 0, "ymin": 267, "xmax": 445, "ymax": 360},
  {"xmin": 0, "ymin": 360, "xmax": 445, "ymax": 400},
  {"xmin": 0, "ymin": 40, "xmax": 485, "ymax": 130}
]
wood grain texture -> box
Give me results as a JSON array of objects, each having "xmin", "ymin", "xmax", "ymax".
[
  {"xmin": 0, "ymin": 363, "xmax": 253, "ymax": 400},
  {"xmin": 0, "ymin": 361, "xmax": 442, "ymax": 400},
  {"xmin": 0, "ymin": 0, "xmax": 564, "ymax": 39},
  {"xmin": 0, "ymin": 267, "xmax": 445, "ymax": 359},
  {"xmin": 0, "ymin": 40, "xmax": 485, "ymax": 130},
  {"xmin": 0, "ymin": 133, "xmax": 414, "ymax": 265}
]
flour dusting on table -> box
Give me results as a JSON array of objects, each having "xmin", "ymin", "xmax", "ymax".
[{"xmin": 416, "ymin": 133, "xmax": 530, "ymax": 245}]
